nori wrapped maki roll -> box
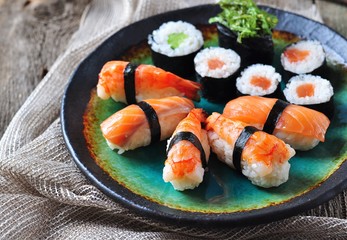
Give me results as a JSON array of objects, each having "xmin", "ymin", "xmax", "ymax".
[
  {"xmin": 236, "ymin": 64, "xmax": 283, "ymax": 99},
  {"xmin": 209, "ymin": 0, "xmax": 278, "ymax": 68},
  {"xmin": 148, "ymin": 21, "xmax": 204, "ymax": 78},
  {"xmin": 216, "ymin": 23, "xmax": 274, "ymax": 67},
  {"xmin": 194, "ymin": 47, "xmax": 241, "ymax": 102},
  {"xmin": 283, "ymin": 74, "xmax": 334, "ymax": 119},
  {"xmin": 280, "ymin": 40, "xmax": 328, "ymax": 81}
]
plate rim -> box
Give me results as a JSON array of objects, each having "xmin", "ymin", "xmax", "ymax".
[{"xmin": 61, "ymin": 4, "xmax": 347, "ymax": 227}]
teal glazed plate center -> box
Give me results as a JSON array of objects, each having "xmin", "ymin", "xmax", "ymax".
[{"xmin": 61, "ymin": 5, "xmax": 347, "ymax": 226}]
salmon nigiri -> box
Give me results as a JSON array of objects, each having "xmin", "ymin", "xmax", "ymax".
[
  {"xmin": 206, "ymin": 113, "xmax": 295, "ymax": 188},
  {"xmin": 100, "ymin": 96, "xmax": 194, "ymax": 153},
  {"xmin": 163, "ymin": 109, "xmax": 210, "ymax": 191},
  {"xmin": 223, "ymin": 96, "xmax": 330, "ymax": 150},
  {"xmin": 97, "ymin": 61, "xmax": 201, "ymax": 104}
]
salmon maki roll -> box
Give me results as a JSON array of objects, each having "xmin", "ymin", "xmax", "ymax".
[
  {"xmin": 206, "ymin": 113, "xmax": 295, "ymax": 188},
  {"xmin": 236, "ymin": 64, "xmax": 282, "ymax": 98},
  {"xmin": 100, "ymin": 96, "xmax": 194, "ymax": 153},
  {"xmin": 283, "ymin": 74, "xmax": 334, "ymax": 119},
  {"xmin": 97, "ymin": 61, "xmax": 201, "ymax": 104},
  {"xmin": 223, "ymin": 96, "xmax": 330, "ymax": 150},
  {"xmin": 281, "ymin": 40, "xmax": 326, "ymax": 75},
  {"xmin": 163, "ymin": 109, "xmax": 210, "ymax": 191},
  {"xmin": 194, "ymin": 47, "xmax": 241, "ymax": 102}
]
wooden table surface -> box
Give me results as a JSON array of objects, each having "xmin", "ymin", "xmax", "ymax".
[{"xmin": 0, "ymin": 0, "xmax": 346, "ymax": 138}]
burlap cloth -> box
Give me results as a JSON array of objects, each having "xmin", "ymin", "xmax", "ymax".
[{"xmin": 1, "ymin": 0, "xmax": 347, "ymax": 239}]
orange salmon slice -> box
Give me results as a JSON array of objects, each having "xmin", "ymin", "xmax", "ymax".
[
  {"xmin": 208, "ymin": 58, "xmax": 225, "ymax": 70},
  {"xmin": 250, "ymin": 76, "xmax": 272, "ymax": 90},
  {"xmin": 284, "ymin": 48, "xmax": 310, "ymax": 63},
  {"xmin": 296, "ymin": 83, "xmax": 315, "ymax": 97}
]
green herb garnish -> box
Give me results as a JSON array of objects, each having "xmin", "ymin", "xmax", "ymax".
[
  {"xmin": 167, "ymin": 32, "xmax": 188, "ymax": 49},
  {"xmin": 209, "ymin": 0, "xmax": 278, "ymax": 43}
]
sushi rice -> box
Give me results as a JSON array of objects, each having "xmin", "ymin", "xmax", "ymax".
[
  {"xmin": 281, "ymin": 40, "xmax": 325, "ymax": 74},
  {"xmin": 236, "ymin": 64, "xmax": 281, "ymax": 96},
  {"xmin": 148, "ymin": 21, "xmax": 203, "ymax": 57},
  {"xmin": 283, "ymin": 74, "xmax": 334, "ymax": 105},
  {"xmin": 194, "ymin": 47, "xmax": 241, "ymax": 78}
]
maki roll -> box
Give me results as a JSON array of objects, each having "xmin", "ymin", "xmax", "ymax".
[
  {"xmin": 148, "ymin": 21, "xmax": 204, "ymax": 78},
  {"xmin": 209, "ymin": 0, "xmax": 278, "ymax": 67},
  {"xmin": 163, "ymin": 109, "xmax": 210, "ymax": 191},
  {"xmin": 281, "ymin": 40, "xmax": 327, "ymax": 79},
  {"xmin": 236, "ymin": 64, "xmax": 282, "ymax": 98},
  {"xmin": 206, "ymin": 113, "xmax": 295, "ymax": 188},
  {"xmin": 194, "ymin": 47, "xmax": 241, "ymax": 102},
  {"xmin": 283, "ymin": 74, "xmax": 334, "ymax": 119}
]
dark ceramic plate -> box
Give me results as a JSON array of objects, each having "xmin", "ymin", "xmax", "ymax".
[{"xmin": 61, "ymin": 4, "xmax": 347, "ymax": 227}]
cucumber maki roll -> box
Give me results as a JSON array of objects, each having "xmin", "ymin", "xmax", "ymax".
[
  {"xmin": 148, "ymin": 21, "xmax": 204, "ymax": 78},
  {"xmin": 236, "ymin": 64, "xmax": 283, "ymax": 98},
  {"xmin": 283, "ymin": 74, "xmax": 334, "ymax": 119},
  {"xmin": 194, "ymin": 47, "xmax": 241, "ymax": 102},
  {"xmin": 281, "ymin": 40, "xmax": 327, "ymax": 80}
]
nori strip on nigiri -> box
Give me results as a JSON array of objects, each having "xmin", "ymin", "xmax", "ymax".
[
  {"xmin": 167, "ymin": 131, "xmax": 207, "ymax": 169},
  {"xmin": 123, "ymin": 62, "xmax": 139, "ymax": 104},
  {"xmin": 232, "ymin": 126, "xmax": 259, "ymax": 171},
  {"xmin": 263, "ymin": 99, "xmax": 289, "ymax": 134},
  {"xmin": 137, "ymin": 101, "xmax": 161, "ymax": 144}
]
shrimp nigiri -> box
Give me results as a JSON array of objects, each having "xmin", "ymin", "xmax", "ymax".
[
  {"xmin": 97, "ymin": 61, "xmax": 201, "ymax": 104},
  {"xmin": 223, "ymin": 96, "xmax": 330, "ymax": 150},
  {"xmin": 206, "ymin": 113, "xmax": 295, "ymax": 188},
  {"xmin": 100, "ymin": 96, "xmax": 194, "ymax": 153},
  {"xmin": 163, "ymin": 109, "xmax": 210, "ymax": 191}
]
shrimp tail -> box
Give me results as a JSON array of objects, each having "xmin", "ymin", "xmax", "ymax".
[{"xmin": 166, "ymin": 72, "xmax": 201, "ymax": 101}]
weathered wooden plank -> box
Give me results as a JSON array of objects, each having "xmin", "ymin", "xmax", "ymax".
[
  {"xmin": 256, "ymin": 0, "xmax": 314, "ymax": 10},
  {"xmin": 258, "ymin": 0, "xmax": 347, "ymax": 38},
  {"xmin": 327, "ymin": 0, "xmax": 347, "ymax": 5},
  {"xmin": 316, "ymin": 0, "xmax": 347, "ymax": 38},
  {"xmin": 255, "ymin": 0, "xmax": 323, "ymax": 22},
  {"xmin": 0, "ymin": 0, "xmax": 91, "ymax": 137}
]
